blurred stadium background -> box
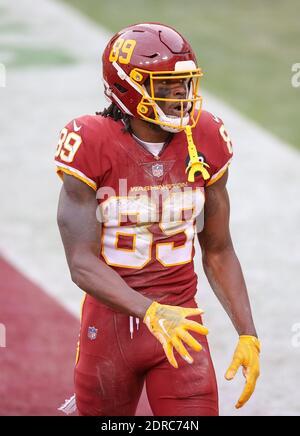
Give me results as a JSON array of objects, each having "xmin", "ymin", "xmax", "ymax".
[{"xmin": 0, "ymin": 0, "xmax": 299, "ymax": 416}]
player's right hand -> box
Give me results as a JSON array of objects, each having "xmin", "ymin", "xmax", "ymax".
[{"xmin": 143, "ymin": 301, "xmax": 208, "ymax": 368}]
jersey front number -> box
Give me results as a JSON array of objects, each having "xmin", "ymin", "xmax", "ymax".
[{"xmin": 100, "ymin": 190, "xmax": 204, "ymax": 269}]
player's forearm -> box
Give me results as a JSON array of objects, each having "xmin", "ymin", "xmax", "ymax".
[
  {"xmin": 70, "ymin": 252, "xmax": 152, "ymax": 318},
  {"xmin": 202, "ymin": 246, "xmax": 257, "ymax": 337}
]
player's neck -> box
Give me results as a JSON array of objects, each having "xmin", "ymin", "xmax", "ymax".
[{"xmin": 130, "ymin": 118, "xmax": 171, "ymax": 143}]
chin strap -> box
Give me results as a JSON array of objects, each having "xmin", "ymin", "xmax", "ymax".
[{"xmin": 184, "ymin": 125, "xmax": 210, "ymax": 183}]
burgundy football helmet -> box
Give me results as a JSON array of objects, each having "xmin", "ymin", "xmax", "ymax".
[{"xmin": 102, "ymin": 23, "xmax": 203, "ymax": 132}]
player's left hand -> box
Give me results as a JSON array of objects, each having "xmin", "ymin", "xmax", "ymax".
[{"xmin": 225, "ymin": 335, "xmax": 261, "ymax": 409}]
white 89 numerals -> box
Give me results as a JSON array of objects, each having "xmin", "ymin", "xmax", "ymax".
[
  {"xmin": 55, "ymin": 127, "xmax": 82, "ymax": 163},
  {"xmin": 101, "ymin": 190, "xmax": 205, "ymax": 269}
]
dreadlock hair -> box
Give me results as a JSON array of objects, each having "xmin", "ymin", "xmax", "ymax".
[
  {"xmin": 96, "ymin": 103, "xmax": 132, "ymax": 133},
  {"xmin": 97, "ymin": 101, "xmax": 174, "ymax": 144}
]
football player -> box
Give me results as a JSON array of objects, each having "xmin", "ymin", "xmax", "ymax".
[{"xmin": 55, "ymin": 23, "xmax": 260, "ymax": 416}]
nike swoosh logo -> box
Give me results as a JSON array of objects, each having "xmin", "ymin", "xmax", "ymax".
[
  {"xmin": 73, "ymin": 120, "xmax": 82, "ymax": 132},
  {"xmin": 158, "ymin": 319, "xmax": 170, "ymax": 337}
]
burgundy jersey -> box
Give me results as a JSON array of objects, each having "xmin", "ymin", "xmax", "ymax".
[{"xmin": 55, "ymin": 111, "xmax": 233, "ymax": 306}]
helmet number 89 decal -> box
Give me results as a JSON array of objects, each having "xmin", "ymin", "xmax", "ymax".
[
  {"xmin": 109, "ymin": 38, "xmax": 137, "ymax": 65},
  {"xmin": 55, "ymin": 128, "xmax": 82, "ymax": 163}
]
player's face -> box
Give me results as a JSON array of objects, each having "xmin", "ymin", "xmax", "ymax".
[{"xmin": 146, "ymin": 77, "xmax": 190, "ymax": 117}]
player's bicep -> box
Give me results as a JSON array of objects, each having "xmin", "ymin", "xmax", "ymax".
[
  {"xmin": 198, "ymin": 170, "xmax": 233, "ymax": 253},
  {"xmin": 57, "ymin": 174, "xmax": 101, "ymax": 263}
]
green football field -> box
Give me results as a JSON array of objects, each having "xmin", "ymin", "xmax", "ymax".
[{"xmin": 62, "ymin": 0, "xmax": 300, "ymax": 150}]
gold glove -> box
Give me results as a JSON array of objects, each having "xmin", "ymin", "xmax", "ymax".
[
  {"xmin": 225, "ymin": 335, "xmax": 261, "ymax": 409},
  {"xmin": 144, "ymin": 301, "xmax": 208, "ymax": 368}
]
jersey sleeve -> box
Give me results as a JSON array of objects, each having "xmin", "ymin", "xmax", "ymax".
[
  {"xmin": 205, "ymin": 115, "xmax": 233, "ymax": 187},
  {"xmin": 54, "ymin": 116, "xmax": 101, "ymax": 191}
]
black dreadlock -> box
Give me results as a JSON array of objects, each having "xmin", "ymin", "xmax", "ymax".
[
  {"xmin": 96, "ymin": 102, "xmax": 174, "ymax": 144},
  {"xmin": 96, "ymin": 103, "xmax": 132, "ymax": 133}
]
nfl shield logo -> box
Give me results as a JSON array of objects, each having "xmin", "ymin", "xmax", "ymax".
[
  {"xmin": 88, "ymin": 326, "xmax": 98, "ymax": 340},
  {"xmin": 152, "ymin": 163, "xmax": 164, "ymax": 178}
]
